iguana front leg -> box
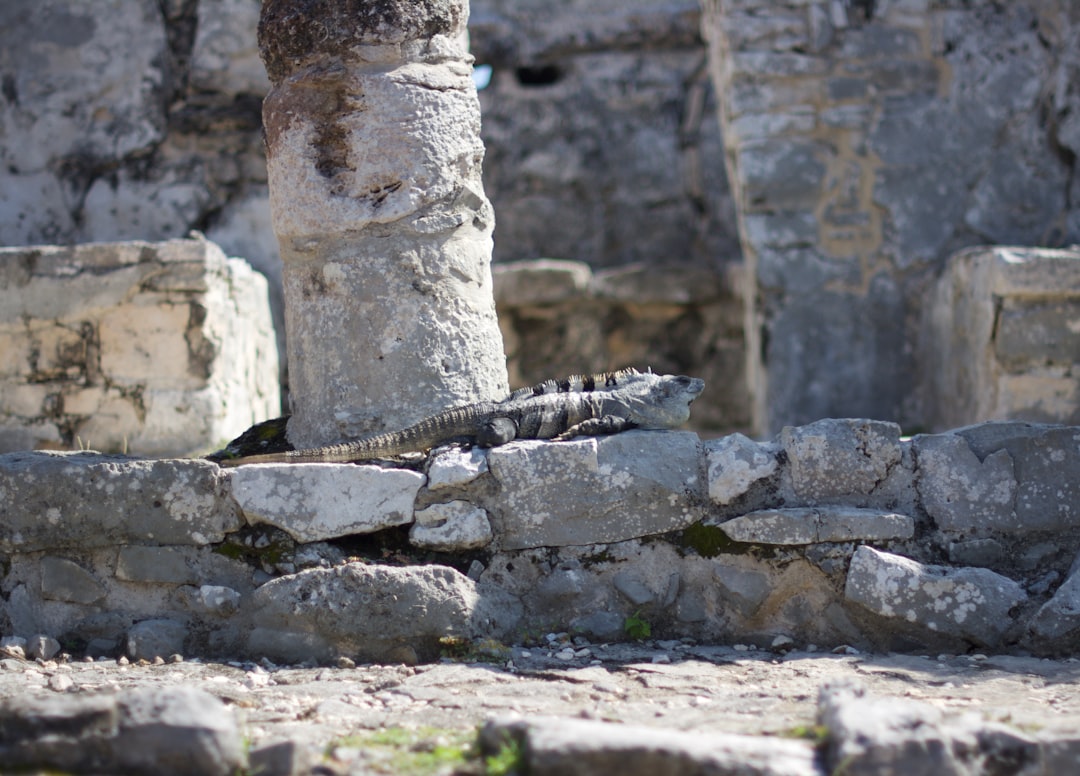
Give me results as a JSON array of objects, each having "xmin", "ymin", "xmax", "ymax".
[
  {"xmin": 477, "ymin": 416, "xmax": 518, "ymax": 447},
  {"xmin": 553, "ymin": 415, "xmax": 637, "ymax": 441}
]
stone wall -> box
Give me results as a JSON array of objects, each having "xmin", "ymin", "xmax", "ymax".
[
  {"xmin": 922, "ymin": 245, "xmax": 1080, "ymax": 430},
  {"xmin": 469, "ymin": 0, "xmax": 741, "ymax": 268},
  {"xmin": 0, "ymin": 237, "xmax": 279, "ymax": 456},
  {"xmin": 3, "ymin": 1, "xmax": 1079, "ymax": 436},
  {"xmin": 700, "ymin": 0, "xmax": 1080, "ymax": 434},
  {"xmin": 3, "ymin": 419, "xmax": 1078, "ymax": 663}
]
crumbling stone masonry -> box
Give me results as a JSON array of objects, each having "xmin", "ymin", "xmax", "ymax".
[
  {"xmin": 923, "ymin": 245, "xmax": 1080, "ymax": 430},
  {"xmin": 493, "ymin": 259, "xmax": 750, "ymax": 434},
  {"xmin": 0, "ymin": 237, "xmax": 279, "ymax": 456},
  {"xmin": 700, "ymin": 1, "xmax": 1080, "ymax": 434},
  {"xmin": 2, "ymin": 419, "xmax": 1078, "ymax": 664}
]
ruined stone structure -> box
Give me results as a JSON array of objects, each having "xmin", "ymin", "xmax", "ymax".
[
  {"xmin": 469, "ymin": 0, "xmax": 740, "ymax": 269},
  {"xmin": 4, "ymin": 1, "xmax": 1076, "ymax": 436},
  {"xmin": 700, "ymin": 0, "xmax": 1080, "ymax": 434},
  {"xmin": 923, "ymin": 245, "xmax": 1080, "ymax": 429},
  {"xmin": 3, "ymin": 418, "xmax": 1079, "ymax": 665},
  {"xmin": 0, "ymin": 237, "xmax": 279, "ymax": 456}
]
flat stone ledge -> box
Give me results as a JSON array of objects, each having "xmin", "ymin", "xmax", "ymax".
[
  {"xmin": 230, "ymin": 463, "xmax": 424, "ymax": 543},
  {"xmin": 0, "ymin": 452, "xmax": 238, "ymax": 551},
  {"xmin": 481, "ymin": 715, "xmax": 818, "ymax": 776},
  {"xmin": 717, "ymin": 507, "xmax": 914, "ymax": 545},
  {"xmin": 486, "ymin": 430, "xmax": 705, "ymax": 550}
]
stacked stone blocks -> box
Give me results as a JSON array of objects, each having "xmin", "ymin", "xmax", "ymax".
[
  {"xmin": 701, "ymin": 1, "xmax": 1080, "ymax": 433},
  {"xmin": 0, "ymin": 237, "xmax": 280, "ymax": 456},
  {"xmin": 2, "ymin": 417, "xmax": 1078, "ymax": 664},
  {"xmin": 923, "ymin": 245, "xmax": 1080, "ymax": 429}
]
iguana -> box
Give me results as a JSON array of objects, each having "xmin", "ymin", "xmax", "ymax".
[{"xmin": 216, "ymin": 367, "xmax": 704, "ymax": 466}]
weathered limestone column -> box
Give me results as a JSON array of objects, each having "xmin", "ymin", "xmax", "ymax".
[{"xmin": 258, "ymin": 0, "xmax": 508, "ymax": 448}]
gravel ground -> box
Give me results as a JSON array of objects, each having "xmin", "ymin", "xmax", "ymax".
[{"xmin": 4, "ymin": 639, "xmax": 1080, "ymax": 773}]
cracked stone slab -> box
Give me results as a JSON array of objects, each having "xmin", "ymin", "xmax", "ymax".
[
  {"xmin": 705, "ymin": 433, "xmax": 778, "ymax": 505},
  {"xmin": 914, "ymin": 432, "xmax": 1018, "ymax": 535},
  {"xmin": 230, "ymin": 463, "xmax": 424, "ymax": 543},
  {"xmin": 486, "ymin": 430, "xmax": 705, "ymax": 550},
  {"xmin": 781, "ymin": 418, "xmax": 903, "ymax": 501},
  {"xmin": 0, "ymin": 452, "xmax": 239, "ymax": 551},
  {"xmin": 845, "ymin": 546, "xmax": 1027, "ymax": 647},
  {"xmin": 717, "ymin": 507, "xmax": 914, "ymax": 545},
  {"xmin": 955, "ymin": 423, "xmax": 1080, "ymax": 533}
]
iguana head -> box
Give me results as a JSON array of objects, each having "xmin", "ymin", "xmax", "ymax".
[{"xmin": 623, "ymin": 372, "xmax": 705, "ymax": 429}]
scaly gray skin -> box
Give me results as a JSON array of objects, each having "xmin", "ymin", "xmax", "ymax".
[{"xmin": 218, "ymin": 368, "xmax": 705, "ymax": 466}]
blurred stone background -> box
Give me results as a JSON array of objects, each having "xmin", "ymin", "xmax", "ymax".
[{"xmin": 1, "ymin": 0, "xmax": 1078, "ymax": 446}]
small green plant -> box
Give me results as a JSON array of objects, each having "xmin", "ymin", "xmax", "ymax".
[
  {"xmin": 781, "ymin": 724, "xmax": 830, "ymax": 745},
  {"xmin": 325, "ymin": 726, "xmax": 473, "ymax": 775},
  {"xmin": 484, "ymin": 736, "xmax": 523, "ymax": 776},
  {"xmin": 623, "ymin": 610, "xmax": 652, "ymax": 640}
]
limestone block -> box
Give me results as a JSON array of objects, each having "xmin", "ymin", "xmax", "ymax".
[
  {"xmin": 781, "ymin": 419, "xmax": 903, "ymax": 502},
  {"xmin": 948, "ymin": 538, "xmax": 1005, "ymax": 568},
  {"xmin": 249, "ymin": 563, "xmax": 498, "ymax": 663},
  {"xmin": 25, "ymin": 635, "xmax": 61, "ymax": 661},
  {"xmin": 40, "ymin": 557, "xmax": 106, "ymax": 605},
  {"xmin": 230, "ymin": 464, "xmax": 424, "ymax": 543},
  {"xmin": 956, "ymin": 423, "xmax": 1080, "ymax": 533},
  {"xmin": 486, "ymin": 430, "xmax": 705, "ymax": 550},
  {"xmin": 410, "ymin": 501, "xmax": 493, "ymax": 552},
  {"xmin": 493, "ymin": 260, "xmax": 592, "ymax": 306},
  {"xmin": 612, "ymin": 572, "xmax": 655, "ymax": 607},
  {"xmin": 425, "ymin": 447, "xmax": 489, "ymax": 491},
  {"xmin": 718, "ymin": 508, "xmax": 914, "ymax": 546},
  {"xmin": 844, "ymin": 546, "xmax": 1026, "ymax": 648},
  {"xmin": 712, "ymin": 564, "xmax": 771, "ymax": 618},
  {"xmin": 259, "ymin": 0, "xmax": 507, "ymax": 448},
  {"xmin": 127, "ymin": 618, "xmax": 187, "ymax": 661},
  {"xmin": 116, "ymin": 547, "xmax": 200, "ymax": 585},
  {"xmin": 739, "ymin": 140, "xmax": 827, "ymax": 210},
  {"xmin": 922, "ymin": 246, "xmax": 1080, "ymax": 429},
  {"xmin": 196, "ymin": 586, "xmax": 242, "ymax": 618},
  {"xmin": 914, "ymin": 433, "xmax": 1018, "ymax": 536},
  {"xmin": 705, "ymin": 433, "xmax": 778, "ymax": 505},
  {"xmin": 189, "ymin": 0, "xmax": 270, "ymax": 96},
  {"xmin": 0, "ymin": 687, "xmax": 244, "ymax": 776},
  {"xmin": 0, "ymin": 452, "xmax": 240, "ymax": 552},
  {"xmin": 819, "ymin": 682, "xmax": 1046, "ymax": 776},
  {"xmin": 0, "ymin": 237, "xmax": 280, "ymax": 456},
  {"xmin": 1029, "ymin": 564, "xmax": 1080, "ymax": 644}
]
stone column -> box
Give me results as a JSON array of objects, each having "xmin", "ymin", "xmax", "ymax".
[{"xmin": 258, "ymin": 0, "xmax": 508, "ymax": 448}]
